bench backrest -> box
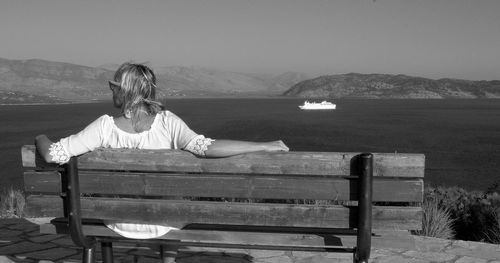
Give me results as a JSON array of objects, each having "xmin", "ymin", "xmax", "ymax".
[{"xmin": 22, "ymin": 145, "xmax": 425, "ymax": 231}]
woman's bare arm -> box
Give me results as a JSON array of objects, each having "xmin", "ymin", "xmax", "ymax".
[{"xmin": 204, "ymin": 139, "xmax": 289, "ymax": 158}]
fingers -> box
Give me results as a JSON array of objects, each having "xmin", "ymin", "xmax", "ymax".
[
  {"xmin": 269, "ymin": 140, "xmax": 289, "ymax": 152},
  {"xmin": 278, "ymin": 140, "xmax": 290, "ymax": 151}
]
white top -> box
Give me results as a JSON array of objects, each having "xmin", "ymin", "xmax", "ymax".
[{"xmin": 48, "ymin": 110, "xmax": 214, "ymax": 239}]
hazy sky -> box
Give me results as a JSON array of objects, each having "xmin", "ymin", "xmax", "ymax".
[{"xmin": 1, "ymin": 0, "xmax": 499, "ymax": 80}]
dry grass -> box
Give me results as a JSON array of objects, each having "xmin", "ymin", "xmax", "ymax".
[
  {"xmin": 0, "ymin": 187, "xmax": 26, "ymax": 218},
  {"xmin": 418, "ymin": 198, "xmax": 454, "ymax": 239}
]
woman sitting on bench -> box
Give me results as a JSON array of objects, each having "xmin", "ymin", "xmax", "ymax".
[{"xmin": 34, "ymin": 62, "xmax": 289, "ymax": 240}]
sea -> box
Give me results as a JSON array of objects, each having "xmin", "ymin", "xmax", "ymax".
[{"xmin": 1, "ymin": 98, "xmax": 500, "ymax": 192}]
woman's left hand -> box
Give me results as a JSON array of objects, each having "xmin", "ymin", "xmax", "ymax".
[
  {"xmin": 203, "ymin": 139, "xmax": 290, "ymax": 158},
  {"xmin": 263, "ymin": 140, "xmax": 290, "ymax": 152}
]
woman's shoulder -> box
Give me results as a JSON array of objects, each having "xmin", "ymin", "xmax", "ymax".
[
  {"xmin": 158, "ymin": 110, "xmax": 181, "ymax": 121},
  {"xmin": 156, "ymin": 110, "xmax": 188, "ymax": 129},
  {"xmin": 95, "ymin": 114, "xmax": 114, "ymax": 125},
  {"xmin": 85, "ymin": 114, "xmax": 114, "ymax": 132}
]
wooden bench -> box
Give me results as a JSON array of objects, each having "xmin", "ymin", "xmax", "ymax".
[{"xmin": 21, "ymin": 145, "xmax": 425, "ymax": 263}]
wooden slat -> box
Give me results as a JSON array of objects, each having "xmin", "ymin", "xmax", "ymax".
[
  {"xmin": 24, "ymin": 171, "xmax": 62, "ymax": 193},
  {"xmin": 39, "ymin": 222, "xmax": 418, "ymax": 251},
  {"xmin": 43, "ymin": 221, "xmax": 345, "ymax": 246},
  {"xmin": 22, "ymin": 145, "xmax": 37, "ymax": 168},
  {"xmin": 39, "ymin": 223, "xmax": 418, "ymax": 252},
  {"xmin": 25, "ymin": 196, "xmax": 423, "ymax": 230},
  {"xmin": 21, "ymin": 145, "xmax": 425, "ymax": 177},
  {"xmin": 41, "ymin": 222, "xmax": 355, "ymax": 252},
  {"xmin": 24, "ymin": 171, "xmax": 423, "ymax": 202}
]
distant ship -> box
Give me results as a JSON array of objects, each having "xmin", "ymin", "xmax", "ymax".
[{"xmin": 299, "ymin": 100, "xmax": 336, "ymax": 110}]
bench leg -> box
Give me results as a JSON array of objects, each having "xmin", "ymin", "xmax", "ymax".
[
  {"xmin": 101, "ymin": 242, "xmax": 114, "ymax": 263},
  {"xmin": 160, "ymin": 245, "xmax": 178, "ymax": 263},
  {"xmin": 353, "ymin": 256, "xmax": 368, "ymax": 263},
  {"xmin": 354, "ymin": 253, "xmax": 369, "ymax": 263},
  {"xmin": 82, "ymin": 247, "xmax": 96, "ymax": 263}
]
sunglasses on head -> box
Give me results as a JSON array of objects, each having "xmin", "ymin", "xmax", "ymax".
[{"xmin": 108, "ymin": 81, "xmax": 120, "ymax": 91}]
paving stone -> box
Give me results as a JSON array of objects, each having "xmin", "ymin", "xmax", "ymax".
[
  {"xmin": 222, "ymin": 251, "xmax": 251, "ymax": 259},
  {"xmin": 0, "ymin": 223, "xmax": 15, "ymax": 229},
  {"xmin": 0, "ymin": 236, "xmax": 23, "ymax": 244},
  {"xmin": 0, "ymin": 240, "xmax": 15, "ymax": 246},
  {"xmin": 27, "ymin": 234, "xmax": 62, "ymax": 243},
  {"xmin": 6, "ymin": 222, "xmax": 38, "ymax": 232},
  {"xmin": 444, "ymin": 240, "xmax": 500, "ymax": 260},
  {"xmin": 402, "ymin": 250, "xmax": 455, "ymax": 262},
  {"xmin": 0, "ymin": 229, "xmax": 23, "ymax": 238},
  {"xmin": 0, "ymin": 241, "xmax": 56, "ymax": 255},
  {"xmin": 19, "ymin": 247, "xmax": 78, "ymax": 261},
  {"xmin": 62, "ymin": 256, "xmax": 87, "ymax": 263},
  {"xmin": 413, "ymin": 236, "xmax": 452, "ymax": 253},
  {"xmin": 136, "ymin": 256, "xmax": 165, "ymax": 263},
  {"xmin": 454, "ymin": 256, "xmax": 488, "ymax": 263},
  {"xmin": 249, "ymin": 250, "xmax": 286, "ymax": 259},
  {"xmin": 254, "ymin": 255, "xmax": 293, "ymax": 263},
  {"xmin": 25, "ymin": 230, "xmax": 43, "ymax": 237},
  {"xmin": 369, "ymin": 249, "xmax": 398, "ymax": 259},
  {"xmin": 290, "ymin": 251, "xmax": 353, "ymax": 262},
  {"xmin": 13, "ymin": 258, "xmax": 33, "ymax": 263},
  {"xmin": 0, "ymin": 219, "xmax": 24, "ymax": 226},
  {"xmin": 290, "ymin": 251, "xmax": 321, "ymax": 258},
  {"xmin": 6, "ymin": 255, "xmax": 32, "ymax": 263},
  {"xmin": 48, "ymin": 237, "xmax": 77, "ymax": 247},
  {"xmin": 179, "ymin": 254, "xmax": 251, "ymax": 263},
  {"xmin": 0, "ymin": 256, "xmax": 16, "ymax": 263},
  {"xmin": 371, "ymin": 255, "xmax": 429, "ymax": 263}
]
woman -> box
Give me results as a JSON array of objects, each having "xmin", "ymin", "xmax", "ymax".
[{"xmin": 35, "ymin": 62, "xmax": 289, "ymax": 239}]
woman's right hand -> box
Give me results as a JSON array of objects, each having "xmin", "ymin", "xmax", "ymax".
[
  {"xmin": 35, "ymin": 134, "xmax": 56, "ymax": 164},
  {"xmin": 264, "ymin": 140, "xmax": 290, "ymax": 152}
]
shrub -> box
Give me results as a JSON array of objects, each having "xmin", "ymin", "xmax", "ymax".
[
  {"xmin": 0, "ymin": 187, "xmax": 26, "ymax": 218},
  {"xmin": 424, "ymin": 186, "xmax": 500, "ymax": 243}
]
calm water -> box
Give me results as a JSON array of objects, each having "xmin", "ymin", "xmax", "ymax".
[{"xmin": 1, "ymin": 98, "xmax": 500, "ymax": 192}]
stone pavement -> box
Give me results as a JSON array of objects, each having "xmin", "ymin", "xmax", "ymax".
[{"xmin": 1, "ymin": 219, "xmax": 500, "ymax": 263}]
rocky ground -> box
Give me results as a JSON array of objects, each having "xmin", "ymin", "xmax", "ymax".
[{"xmin": 1, "ymin": 219, "xmax": 500, "ymax": 263}]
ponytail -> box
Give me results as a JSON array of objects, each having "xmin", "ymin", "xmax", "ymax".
[{"xmin": 130, "ymin": 98, "xmax": 164, "ymax": 133}]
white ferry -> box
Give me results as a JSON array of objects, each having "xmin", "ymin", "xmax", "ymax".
[{"xmin": 299, "ymin": 100, "xmax": 336, "ymax": 110}]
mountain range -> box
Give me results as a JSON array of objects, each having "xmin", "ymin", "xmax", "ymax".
[
  {"xmin": 1, "ymin": 57, "xmax": 499, "ymax": 104},
  {"xmin": 284, "ymin": 73, "xmax": 500, "ymax": 99},
  {"xmin": 0, "ymin": 58, "xmax": 308, "ymax": 103}
]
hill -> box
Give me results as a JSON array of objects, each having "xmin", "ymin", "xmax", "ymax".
[
  {"xmin": 0, "ymin": 58, "xmax": 309, "ymax": 103},
  {"xmin": 154, "ymin": 66, "xmax": 308, "ymax": 97},
  {"xmin": 0, "ymin": 58, "xmax": 112, "ymax": 103},
  {"xmin": 284, "ymin": 73, "xmax": 500, "ymax": 99},
  {"xmin": 0, "ymin": 90, "xmax": 67, "ymax": 104}
]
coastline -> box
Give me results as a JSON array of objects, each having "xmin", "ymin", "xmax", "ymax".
[
  {"xmin": 2, "ymin": 97, "xmax": 500, "ymax": 106},
  {"xmin": 0, "ymin": 101, "xmax": 107, "ymax": 106}
]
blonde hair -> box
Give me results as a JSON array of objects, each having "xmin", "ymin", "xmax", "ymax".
[{"xmin": 113, "ymin": 62, "xmax": 163, "ymax": 132}]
